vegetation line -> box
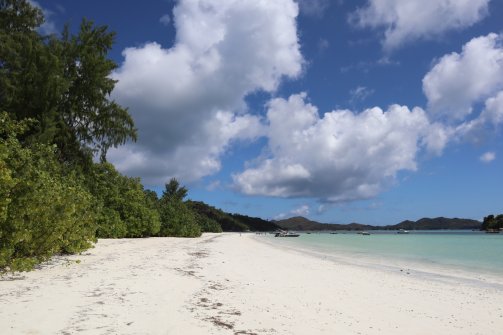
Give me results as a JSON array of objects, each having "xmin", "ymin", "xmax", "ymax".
[{"xmin": 0, "ymin": 0, "xmax": 277, "ymax": 273}]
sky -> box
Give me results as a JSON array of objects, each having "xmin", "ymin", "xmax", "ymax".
[{"xmin": 34, "ymin": 0, "xmax": 503, "ymax": 225}]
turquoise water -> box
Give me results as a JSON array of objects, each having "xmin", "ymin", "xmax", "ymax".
[{"xmin": 263, "ymin": 231, "xmax": 503, "ymax": 277}]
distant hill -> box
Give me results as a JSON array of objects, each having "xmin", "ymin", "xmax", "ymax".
[
  {"xmin": 273, "ymin": 216, "xmax": 374, "ymax": 231},
  {"xmin": 389, "ymin": 217, "xmax": 481, "ymax": 230},
  {"xmin": 186, "ymin": 201, "xmax": 481, "ymax": 232},
  {"xmin": 274, "ymin": 216, "xmax": 481, "ymax": 231},
  {"xmin": 187, "ymin": 201, "xmax": 280, "ymax": 232},
  {"xmin": 230, "ymin": 213, "xmax": 281, "ymax": 231}
]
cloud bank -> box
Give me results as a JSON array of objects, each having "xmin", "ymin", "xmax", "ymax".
[
  {"xmin": 109, "ymin": 0, "xmax": 303, "ymax": 184},
  {"xmin": 233, "ymin": 93, "xmax": 447, "ymax": 202},
  {"xmin": 108, "ymin": 0, "xmax": 501, "ymax": 205},
  {"xmin": 234, "ymin": 33, "xmax": 503, "ymax": 203}
]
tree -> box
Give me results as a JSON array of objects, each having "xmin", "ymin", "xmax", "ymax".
[
  {"xmin": 159, "ymin": 179, "xmax": 201, "ymax": 237},
  {"xmin": 87, "ymin": 163, "xmax": 160, "ymax": 238},
  {"xmin": 163, "ymin": 178, "xmax": 189, "ymax": 202},
  {"xmin": 482, "ymin": 214, "xmax": 503, "ymax": 231},
  {"xmin": 186, "ymin": 201, "xmax": 223, "ymax": 233},
  {"xmin": 0, "ymin": 0, "xmax": 136, "ymax": 167}
]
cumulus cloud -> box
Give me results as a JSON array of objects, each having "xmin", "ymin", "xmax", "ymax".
[
  {"xmin": 454, "ymin": 90, "xmax": 503, "ymax": 143},
  {"xmin": 350, "ymin": 0, "xmax": 490, "ymax": 51},
  {"xmin": 233, "ymin": 93, "xmax": 447, "ymax": 202},
  {"xmin": 109, "ymin": 0, "xmax": 303, "ymax": 184},
  {"xmin": 423, "ymin": 33, "xmax": 503, "ymax": 121},
  {"xmin": 422, "ymin": 33, "xmax": 503, "ymax": 146},
  {"xmin": 480, "ymin": 151, "xmax": 496, "ymax": 163}
]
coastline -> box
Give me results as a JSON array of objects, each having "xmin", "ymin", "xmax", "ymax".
[
  {"xmin": 254, "ymin": 233, "xmax": 503, "ymax": 290},
  {"xmin": 1, "ymin": 233, "xmax": 502, "ymax": 334}
]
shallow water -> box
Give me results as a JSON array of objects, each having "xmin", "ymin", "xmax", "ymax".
[{"xmin": 262, "ymin": 230, "xmax": 503, "ymax": 277}]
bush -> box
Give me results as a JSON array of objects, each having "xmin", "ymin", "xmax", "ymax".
[
  {"xmin": 0, "ymin": 113, "xmax": 96, "ymax": 272},
  {"xmin": 88, "ymin": 163, "xmax": 160, "ymax": 238},
  {"xmin": 158, "ymin": 179, "xmax": 201, "ymax": 237}
]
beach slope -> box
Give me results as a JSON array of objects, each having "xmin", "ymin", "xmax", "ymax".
[{"xmin": 1, "ymin": 233, "xmax": 502, "ymax": 334}]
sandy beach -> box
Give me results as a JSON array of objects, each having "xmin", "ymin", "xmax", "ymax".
[{"xmin": 1, "ymin": 233, "xmax": 502, "ymax": 334}]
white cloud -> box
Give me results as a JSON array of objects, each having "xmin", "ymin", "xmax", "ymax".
[
  {"xmin": 109, "ymin": 0, "xmax": 303, "ymax": 185},
  {"xmin": 480, "ymin": 151, "xmax": 496, "ymax": 163},
  {"xmin": 159, "ymin": 14, "xmax": 171, "ymax": 26},
  {"xmin": 422, "ymin": 34, "xmax": 503, "ymax": 145},
  {"xmin": 423, "ymin": 33, "xmax": 503, "ymax": 121},
  {"xmin": 233, "ymin": 93, "xmax": 446, "ymax": 202},
  {"xmin": 454, "ymin": 90, "xmax": 503, "ymax": 143},
  {"xmin": 483, "ymin": 91, "xmax": 503, "ymax": 125},
  {"xmin": 350, "ymin": 0, "xmax": 490, "ymax": 51},
  {"xmin": 274, "ymin": 204, "xmax": 310, "ymax": 220},
  {"xmin": 292, "ymin": 204, "xmax": 310, "ymax": 216}
]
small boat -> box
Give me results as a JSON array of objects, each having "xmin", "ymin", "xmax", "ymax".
[
  {"xmin": 397, "ymin": 229, "xmax": 409, "ymax": 234},
  {"xmin": 357, "ymin": 231, "xmax": 370, "ymax": 235},
  {"xmin": 274, "ymin": 230, "xmax": 300, "ymax": 237},
  {"xmin": 330, "ymin": 232, "xmax": 338, "ymax": 234}
]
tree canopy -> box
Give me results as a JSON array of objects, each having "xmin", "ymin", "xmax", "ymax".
[
  {"xmin": 0, "ymin": 0, "xmax": 136, "ymax": 166},
  {"xmin": 481, "ymin": 214, "xmax": 503, "ymax": 231},
  {"xmin": 158, "ymin": 179, "xmax": 201, "ymax": 237}
]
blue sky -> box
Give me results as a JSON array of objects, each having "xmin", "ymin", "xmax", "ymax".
[{"xmin": 35, "ymin": 0, "xmax": 503, "ymax": 225}]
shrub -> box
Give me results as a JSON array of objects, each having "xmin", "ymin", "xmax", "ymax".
[{"xmin": 0, "ymin": 113, "xmax": 96, "ymax": 271}]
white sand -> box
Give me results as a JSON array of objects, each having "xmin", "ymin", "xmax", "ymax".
[{"xmin": 1, "ymin": 233, "xmax": 502, "ymax": 334}]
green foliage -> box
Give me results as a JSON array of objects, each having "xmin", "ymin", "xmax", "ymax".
[
  {"xmin": 0, "ymin": 113, "xmax": 96, "ymax": 272},
  {"xmin": 159, "ymin": 201, "xmax": 201, "ymax": 237},
  {"xmin": 230, "ymin": 213, "xmax": 280, "ymax": 231},
  {"xmin": 0, "ymin": 0, "xmax": 136, "ymax": 167},
  {"xmin": 0, "ymin": 1, "xmax": 214, "ymax": 273},
  {"xmin": 87, "ymin": 163, "xmax": 160, "ymax": 238},
  {"xmin": 163, "ymin": 178, "xmax": 188, "ymax": 202},
  {"xmin": 187, "ymin": 201, "xmax": 223, "ymax": 233},
  {"xmin": 481, "ymin": 214, "xmax": 503, "ymax": 231},
  {"xmin": 187, "ymin": 201, "xmax": 247, "ymax": 232},
  {"xmin": 195, "ymin": 213, "xmax": 223, "ymax": 233},
  {"xmin": 159, "ymin": 179, "xmax": 201, "ymax": 237},
  {"xmin": 94, "ymin": 207, "xmax": 126, "ymax": 239},
  {"xmin": 144, "ymin": 190, "xmax": 160, "ymax": 209}
]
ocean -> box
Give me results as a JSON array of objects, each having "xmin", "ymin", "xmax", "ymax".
[{"xmin": 260, "ymin": 230, "xmax": 503, "ymax": 279}]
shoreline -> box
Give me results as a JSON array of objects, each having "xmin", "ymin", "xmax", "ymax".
[
  {"xmin": 253, "ymin": 234, "xmax": 503, "ymax": 291},
  {"xmin": 1, "ymin": 233, "xmax": 502, "ymax": 334}
]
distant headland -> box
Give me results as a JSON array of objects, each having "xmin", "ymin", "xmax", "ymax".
[{"xmin": 273, "ymin": 216, "xmax": 481, "ymax": 231}]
